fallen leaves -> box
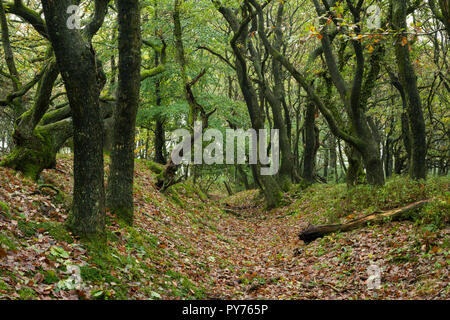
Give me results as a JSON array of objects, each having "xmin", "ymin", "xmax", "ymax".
[{"xmin": 0, "ymin": 159, "xmax": 449, "ymax": 300}]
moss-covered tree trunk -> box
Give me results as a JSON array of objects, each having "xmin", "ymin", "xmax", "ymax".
[
  {"xmin": 429, "ymin": 0, "xmax": 450, "ymax": 38},
  {"xmin": 0, "ymin": 0, "xmax": 23, "ymax": 119},
  {"xmin": 329, "ymin": 135, "xmax": 338, "ymax": 183},
  {"xmin": 106, "ymin": 0, "xmax": 142, "ymax": 226},
  {"xmin": 154, "ymin": 117, "xmax": 166, "ymax": 164},
  {"xmin": 384, "ymin": 134, "xmax": 393, "ymax": 179},
  {"xmin": 252, "ymin": 0, "xmax": 385, "ymax": 187},
  {"xmin": 218, "ymin": 4, "xmax": 283, "ymax": 208},
  {"xmin": 2, "ymin": 59, "xmax": 60, "ymax": 180},
  {"xmin": 269, "ymin": 2, "xmax": 294, "ymax": 189},
  {"xmin": 41, "ymin": 0, "xmax": 109, "ymax": 240},
  {"xmin": 1, "ymin": 119, "xmax": 73, "ymax": 180},
  {"xmin": 153, "ymin": 50, "xmax": 166, "ymax": 165},
  {"xmin": 345, "ymin": 144, "xmax": 365, "ymax": 187},
  {"xmin": 303, "ymin": 102, "xmax": 317, "ymax": 183},
  {"xmin": 391, "ymin": 0, "xmax": 427, "ymax": 181}
]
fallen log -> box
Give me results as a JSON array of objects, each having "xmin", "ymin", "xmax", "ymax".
[{"xmin": 298, "ymin": 199, "xmax": 431, "ymax": 243}]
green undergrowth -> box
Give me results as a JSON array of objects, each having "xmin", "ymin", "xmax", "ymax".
[
  {"xmin": 17, "ymin": 220, "xmax": 73, "ymax": 243},
  {"xmin": 287, "ymin": 175, "xmax": 449, "ymax": 227},
  {"xmin": 220, "ymin": 189, "xmax": 262, "ymax": 208},
  {"xmin": 2, "ymin": 155, "xmax": 448, "ymax": 300}
]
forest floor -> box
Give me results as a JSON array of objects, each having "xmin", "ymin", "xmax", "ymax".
[{"xmin": 0, "ymin": 155, "xmax": 449, "ymax": 300}]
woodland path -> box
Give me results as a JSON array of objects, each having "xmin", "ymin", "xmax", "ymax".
[{"xmin": 200, "ymin": 199, "xmax": 449, "ymax": 300}]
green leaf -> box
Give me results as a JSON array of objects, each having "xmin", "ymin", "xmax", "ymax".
[{"xmin": 50, "ymin": 246, "xmax": 70, "ymax": 259}]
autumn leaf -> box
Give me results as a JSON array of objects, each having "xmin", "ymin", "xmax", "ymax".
[
  {"xmin": 0, "ymin": 246, "xmax": 8, "ymax": 259},
  {"xmin": 431, "ymin": 246, "xmax": 439, "ymax": 254},
  {"xmin": 401, "ymin": 37, "xmax": 408, "ymax": 46}
]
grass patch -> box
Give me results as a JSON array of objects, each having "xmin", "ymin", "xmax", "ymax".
[
  {"xmin": 290, "ymin": 175, "xmax": 449, "ymax": 225},
  {"xmin": 17, "ymin": 220, "xmax": 73, "ymax": 243}
]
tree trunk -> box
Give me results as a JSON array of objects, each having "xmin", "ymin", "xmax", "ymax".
[
  {"xmin": 329, "ymin": 135, "xmax": 338, "ymax": 183},
  {"xmin": 360, "ymin": 141, "xmax": 385, "ymax": 186},
  {"xmin": 154, "ymin": 118, "xmax": 166, "ymax": 164},
  {"xmin": 2, "ymin": 120, "xmax": 71, "ymax": 180},
  {"xmin": 218, "ymin": 5, "xmax": 283, "ymax": 208},
  {"xmin": 41, "ymin": 0, "xmax": 109, "ymax": 240},
  {"xmin": 345, "ymin": 144, "xmax": 364, "ymax": 187},
  {"xmin": 323, "ymin": 136, "xmax": 329, "ymax": 180},
  {"xmin": 2, "ymin": 60, "xmax": 59, "ymax": 179},
  {"xmin": 0, "ymin": 0, "xmax": 23, "ymax": 119},
  {"xmin": 303, "ymin": 102, "xmax": 317, "ymax": 182},
  {"xmin": 224, "ymin": 181, "xmax": 233, "ymax": 196},
  {"xmin": 269, "ymin": 2, "xmax": 294, "ymax": 189},
  {"xmin": 384, "ymin": 132, "xmax": 393, "ymax": 178},
  {"xmin": 237, "ymin": 165, "xmax": 250, "ymax": 190},
  {"xmin": 153, "ymin": 42, "xmax": 167, "ymax": 165},
  {"xmin": 106, "ymin": 0, "xmax": 142, "ymax": 225},
  {"xmin": 391, "ymin": 0, "xmax": 427, "ymax": 180}
]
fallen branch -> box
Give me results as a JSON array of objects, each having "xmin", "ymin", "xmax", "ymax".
[
  {"xmin": 38, "ymin": 184, "xmax": 60, "ymax": 195},
  {"xmin": 299, "ymin": 199, "xmax": 432, "ymax": 243},
  {"xmin": 28, "ymin": 184, "xmax": 61, "ymax": 196}
]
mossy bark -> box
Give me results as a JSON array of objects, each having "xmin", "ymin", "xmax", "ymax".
[
  {"xmin": 391, "ymin": 0, "xmax": 427, "ymax": 181},
  {"xmin": 218, "ymin": 5, "xmax": 284, "ymax": 208},
  {"xmin": 1, "ymin": 54, "xmax": 60, "ymax": 180},
  {"xmin": 259, "ymin": 173, "xmax": 283, "ymax": 209},
  {"xmin": 1, "ymin": 120, "xmax": 73, "ymax": 180},
  {"xmin": 345, "ymin": 145, "xmax": 365, "ymax": 187},
  {"xmin": 42, "ymin": 0, "xmax": 108, "ymax": 241},
  {"xmin": 154, "ymin": 117, "xmax": 166, "ymax": 164},
  {"xmin": 106, "ymin": 0, "xmax": 141, "ymax": 226},
  {"xmin": 303, "ymin": 102, "xmax": 317, "ymax": 183},
  {"xmin": 1, "ymin": 129, "xmax": 54, "ymax": 180},
  {"xmin": 270, "ymin": 3, "xmax": 294, "ymax": 189},
  {"xmin": 153, "ymin": 48, "xmax": 167, "ymax": 165}
]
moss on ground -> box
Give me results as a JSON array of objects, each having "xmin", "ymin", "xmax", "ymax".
[
  {"xmin": 17, "ymin": 220, "xmax": 73, "ymax": 243},
  {"xmin": 0, "ymin": 231, "xmax": 19, "ymax": 250},
  {"xmin": 146, "ymin": 160, "xmax": 164, "ymax": 174},
  {"xmin": 0, "ymin": 201, "xmax": 10, "ymax": 216},
  {"xmin": 286, "ymin": 175, "xmax": 449, "ymax": 227},
  {"xmin": 42, "ymin": 270, "xmax": 59, "ymax": 285},
  {"xmin": 0, "ymin": 126, "xmax": 56, "ymax": 181},
  {"xmin": 18, "ymin": 287, "xmax": 36, "ymax": 300}
]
